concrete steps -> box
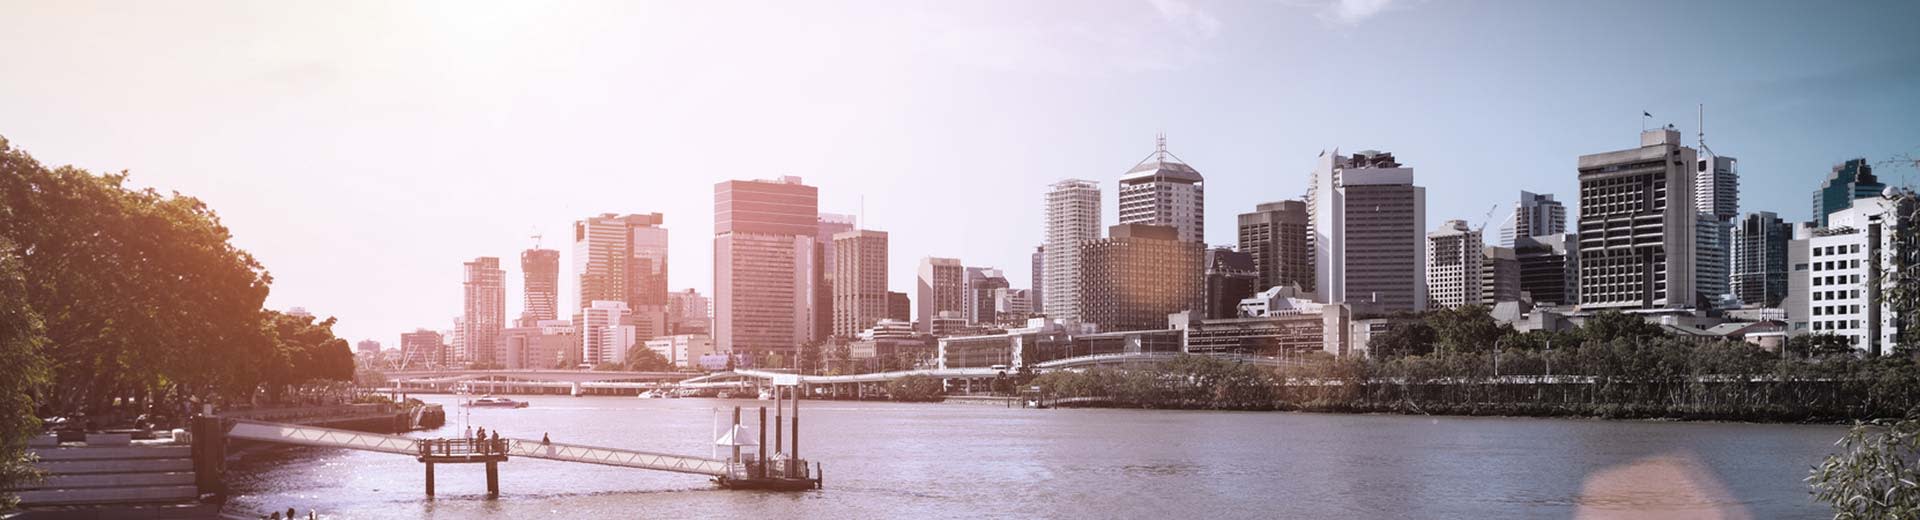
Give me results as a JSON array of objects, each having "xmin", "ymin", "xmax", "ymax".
[{"xmin": 8, "ymin": 444, "xmax": 203, "ymax": 510}]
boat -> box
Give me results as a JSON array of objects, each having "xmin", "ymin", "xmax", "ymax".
[
  {"xmin": 758, "ymin": 389, "xmax": 774, "ymax": 400},
  {"xmin": 638, "ymin": 390, "xmax": 663, "ymax": 399},
  {"xmin": 463, "ymin": 396, "xmax": 529, "ymax": 409}
]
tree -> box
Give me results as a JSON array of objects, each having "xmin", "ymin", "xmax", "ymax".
[
  {"xmin": 1789, "ymin": 334, "xmax": 1859, "ymax": 360},
  {"xmin": 885, "ymin": 375, "xmax": 944, "ymax": 402},
  {"xmin": 1579, "ymin": 310, "xmax": 1669, "ymax": 344},
  {"xmin": 624, "ymin": 347, "xmax": 673, "ymax": 372},
  {"xmin": 1426, "ymin": 305, "xmax": 1509, "ymax": 354},
  {"xmin": 1370, "ymin": 317, "xmax": 1436, "ymax": 359},
  {"xmin": 0, "ymin": 238, "xmax": 50, "ymax": 508},
  {"xmin": 1810, "ymin": 414, "xmax": 1920, "ymax": 518}
]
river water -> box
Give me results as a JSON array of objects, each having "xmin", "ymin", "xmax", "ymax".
[{"xmin": 225, "ymin": 394, "xmax": 1846, "ymax": 519}]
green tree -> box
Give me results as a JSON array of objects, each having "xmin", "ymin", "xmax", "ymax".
[
  {"xmin": 0, "ymin": 238, "xmax": 50, "ymax": 508},
  {"xmin": 623, "ymin": 347, "xmax": 674, "ymax": 372},
  {"xmin": 1810, "ymin": 414, "xmax": 1920, "ymax": 519},
  {"xmin": 885, "ymin": 375, "xmax": 944, "ymax": 402},
  {"xmin": 1427, "ymin": 305, "xmax": 1509, "ymax": 354},
  {"xmin": 1370, "ymin": 317, "xmax": 1436, "ymax": 359},
  {"xmin": 1579, "ymin": 310, "xmax": 1669, "ymax": 344}
]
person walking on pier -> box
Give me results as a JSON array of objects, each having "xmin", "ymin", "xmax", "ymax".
[
  {"xmin": 541, "ymin": 433, "xmax": 549, "ymax": 445},
  {"xmin": 490, "ymin": 430, "xmax": 502, "ymax": 454}
]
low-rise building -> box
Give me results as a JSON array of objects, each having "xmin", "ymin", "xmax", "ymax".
[
  {"xmin": 500, "ymin": 320, "xmax": 581, "ymax": 369},
  {"xmin": 644, "ymin": 334, "xmax": 716, "ymax": 369}
]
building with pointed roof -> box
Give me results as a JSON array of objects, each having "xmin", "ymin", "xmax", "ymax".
[{"xmin": 1119, "ymin": 135, "xmax": 1205, "ymax": 245}]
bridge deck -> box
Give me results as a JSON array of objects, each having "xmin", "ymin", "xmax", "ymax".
[{"xmin": 224, "ymin": 419, "xmax": 728, "ymax": 477}]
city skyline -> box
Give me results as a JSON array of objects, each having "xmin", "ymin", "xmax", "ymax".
[{"xmin": 3, "ymin": 1, "xmax": 1917, "ymax": 344}]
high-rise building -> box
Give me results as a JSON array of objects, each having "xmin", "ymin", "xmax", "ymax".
[
  {"xmin": 356, "ymin": 339, "xmax": 381, "ymax": 357},
  {"xmin": 1694, "ymin": 152, "xmax": 1740, "ymax": 307},
  {"xmin": 1515, "ymin": 233, "xmax": 1577, "ymax": 306},
  {"xmin": 993, "ymin": 288, "xmax": 1033, "ymax": 320},
  {"xmin": 1798, "ymin": 194, "xmax": 1910, "ymax": 355},
  {"xmin": 398, "ymin": 329, "xmax": 445, "ymax": 370},
  {"xmin": 519, "ymin": 248, "xmax": 560, "ymax": 326},
  {"xmin": 1203, "ymin": 247, "xmax": 1259, "ymax": 319},
  {"xmin": 1813, "ymin": 159, "xmax": 1882, "ymax": 228},
  {"xmin": 886, "ymin": 291, "xmax": 911, "ymax": 323},
  {"xmin": 962, "ymin": 267, "xmax": 1010, "ymax": 325},
  {"xmin": 832, "ymin": 229, "xmax": 889, "ymax": 339},
  {"xmin": 1481, "ymin": 246, "xmax": 1521, "ymax": 306},
  {"xmin": 573, "ymin": 212, "xmax": 669, "ymax": 318},
  {"xmin": 1732, "ymin": 211, "xmax": 1792, "ymax": 307},
  {"xmin": 1426, "ymin": 220, "xmax": 1483, "ymax": 309},
  {"xmin": 1044, "ymin": 179, "xmax": 1102, "ymax": 322},
  {"xmin": 1307, "ymin": 149, "xmax": 1427, "ymax": 312},
  {"xmin": 714, "ymin": 177, "xmax": 819, "ymax": 360},
  {"xmin": 1030, "ymin": 246, "xmax": 1045, "ymax": 315},
  {"xmin": 815, "ymin": 213, "xmax": 857, "ymax": 342},
  {"xmin": 1576, "ymin": 128, "xmax": 1698, "ymax": 310},
  {"xmin": 500, "ymin": 320, "xmax": 580, "ymax": 370},
  {"xmin": 1079, "ymin": 224, "xmax": 1204, "ymax": 332},
  {"xmin": 916, "ymin": 257, "xmax": 963, "ymax": 333},
  {"xmin": 666, "ymin": 288, "xmax": 711, "ymax": 335},
  {"xmin": 1501, "ymin": 191, "xmax": 1566, "ymax": 247},
  {"xmin": 580, "ymin": 300, "xmax": 634, "ymax": 366},
  {"xmin": 1237, "ymin": 200, "xmax": 1313, "ymax": 294},
  {"xmin": 461, "ymin": 256, "xmax": 505, "ymax": 365},
  {"xmin": 1118, "ymin": 135, "xmax": 1205, "ymax": 245}
]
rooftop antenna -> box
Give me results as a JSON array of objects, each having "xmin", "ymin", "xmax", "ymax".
[
  {"xmin": 1697, "ymin": 103, "xmax": 1715, "ymax": 157},
  {"xmin": 530, "ymin": 232, "xmax": 543, "ymax": 249},
  {"xmin": 1155, "ymin": 132, "xmax": 1168, "ymax": 160}
]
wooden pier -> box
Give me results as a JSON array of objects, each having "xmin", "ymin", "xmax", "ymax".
[
  {"xmin": 416, "ymin": 438, "xmax": 509, "ymax": 497},
  {"xmin": 714, "ymin": 383, "xmax": 821, "ymax": 491}
]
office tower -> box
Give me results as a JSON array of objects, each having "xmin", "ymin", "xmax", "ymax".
[
  {"xmin": 573, "ymin": 212, "xmax": 669, "ymax": 317},
  {"xmin": 886, "ymin": 291, "xmax": 911, "ymax": 323},
  {"xmin": 1307, "ymin": 149, "xmax": 1427, "ymax": 312},
  {"xmin": 580, "ymin": 300, "xmax": 634, "ymax": 366},
  {"xmin": 461, "ymin": 256, "xmax": 505, "ymax": 365},
  {"xmin": 1044, "ymin": 179, "xmax": 1102, "ymax": 322},
  {"xmin": 1813, "ymin": 159, "xmax": 1882, "ymax": 228},
  {"xmin": 917, "ymin": 257, "xmax": 963, "ymax": 333},
  {"xmin": 1203, "ymin": 247, "xmax": 1259, "ymax": 319},
  {"xmin": 1799, "ymin": 194, "xmax": 1910, "ymax": 355},
  {"xmin": 1426, "ymin": 220, "xmax": 1483, "ymax": 309},
  {"xmin": 399, "ymin": 329, "xmax": 445, "ymax": 370},
  {"xmin": 356, "ymin": 339, "xmax": 381, "ymax": 357},
  {"xmin": 994, "ymin": 288, "xmax": 1033, "ymax": 320},
  {"xmin": 1576, "ymin": 128, "xmax": 1698, "ymax": 310},
  {"xmin": 1079, "ymin": 224, "xmax": 1205, "ymax": 331},
  {"xmin": 519, "ymin": 247, "xmax": 560, "ymax": 326},
  {"xmin": 1501, "ymin": 191, "xmax": 1566, "ymax": 247},
  {"xmin": 1732, "ymin": 212, "xmax": 1792, "ymax": 307},
  {"xmin": 1693, "ymin": 151, "xmax": 1739, "ymax": 307},
  {"xmin": 714, "ymin": 176, "xmax": 819, "ymax": 360},
  {"xmin": 816, "ymin": 213, "xmax": 857, "ymax": 341},
  {"xmin": 1481, "ymin": 246, "xmax": 1521, "ymax": 306},
  {"xmin": 1118, "ymin": 135, "xmax": 1205, "ymax": 244},
  {"xmin": 832, "ymin": 229, "xmax": 889, "ymax": 338},
  {"xmin": 666, "ymin": 288, "xmax": 711, "ymax": 335},
  {"xmin": 500, "ymin": 320, "xmax": 580, "ymax": 370},
  {"xmin": 1515, "ymin": 233, "xmax": 1578, "ymax": 306},
  {"xmin": 1031, "ymin": 246, "xmax": 1045, "ymax": 315},
  {"xmin": 962, "ymin": 267, "xmax": 1009, "ymax": 325},
  {"xmin": 1237, "ymin": 200, "xmax": 1313, "ymax": 293}
]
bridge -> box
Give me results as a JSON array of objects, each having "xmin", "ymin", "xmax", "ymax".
[{"xmin": 381, "ymin": 369, "xmax": 692, "ymax": 396}]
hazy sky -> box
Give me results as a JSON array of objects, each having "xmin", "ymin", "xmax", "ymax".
[{"xmin": 3, "ymin": 0, "xmax": 1917, "ymax": 345}]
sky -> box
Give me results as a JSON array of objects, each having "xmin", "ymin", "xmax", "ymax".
[{"xmin": 3, "ymin": 0, "xmax": 1917, "ymax": 346}]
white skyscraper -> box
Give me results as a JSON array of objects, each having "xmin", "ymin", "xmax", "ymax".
[
  {"xmin": 1695, "ymin": 152, "xmax": 1739, "ymax": 307},
  {"xmin": 1427, "ymin": 220, "xmax": 1483, "ymax": 309},
  {"xmin": 580, "ymin": 300, "xmax": 634, "ymax": 366},
  {"xmin": 1307, "ymin": 149, "xmax": 1427, "ymax": 312},
  {"xmin": 1118, "ymin": 135, "xmax": 1205, "ymax": 244},
  {"xmin": 1044, "ymin": 179, "xmax": 1102, "ymax": 322},
  {"xmin": 1501, "ymin": 191, "xmax": 1566, "ymax": 247}
]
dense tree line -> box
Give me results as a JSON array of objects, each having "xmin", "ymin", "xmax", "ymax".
[
  {"xmin": 0, "ymin": 136, "xmax": 354, "ymax": 495},
  {"xmin": 1030, "ymin": 306, "xmax": 1920, "ymax": 421}
]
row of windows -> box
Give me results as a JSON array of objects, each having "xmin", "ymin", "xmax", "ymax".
[
  {"xmin": 1812, "ymin": 259, "xmax": 1862, "ymax": 271},
  {"xmin": 1813, "ymin": 274, "xmax": 1861, "ymax": 286},
  {"xmin": 1812, "ymin": 305, "xmax": 1862, "ymax": 316},
  {"xmin": 1813, "ymin": 289, "xmax": 1862, "ymax": 301},
  {"xmin": 1813, "ymin": 244, "xmax": 1862, "ymax": 257},
  {"xmin": 1811, "ymin": 321, "xmax": 1861, "ymax": 334}
]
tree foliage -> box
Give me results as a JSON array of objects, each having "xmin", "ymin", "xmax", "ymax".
[
  {"xmin": 1810, "ymin": 414, "xmax": 1920, "ymax": 519},
  {"xmin": 0, "ymin": 136, "xmax": 349, "ymax": 419},
  {"xmin": 0, "ymin": 238, "xmax": 49, "ymax": 508}
]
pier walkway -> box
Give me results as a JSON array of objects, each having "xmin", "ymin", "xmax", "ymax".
[{"xmin": 224, "ymin": 419, "xmax": 729, "ymax": 477}]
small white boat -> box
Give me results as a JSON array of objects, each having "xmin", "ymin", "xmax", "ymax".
[
  {"xmin": 716, "ymin": 391, "xmax": 734, "ymax": 399},
  {"xmin": 463, "ymin": 396, "xmax": 529, "ymax": 409},
  {"xmin": 758, "ymin": 389, "xmax": 774, "ymax": 400},
  {"xmin": 637, "ymin": 390, "xmax": 663, "ymax": 399}
]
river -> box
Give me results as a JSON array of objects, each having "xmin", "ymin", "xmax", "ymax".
[{"xmin": 224, "ymin": 394, "xmax": 1846, "ymax": 519}]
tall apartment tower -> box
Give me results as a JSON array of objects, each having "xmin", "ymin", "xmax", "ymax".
[
  {"xmin": 1501, "ymin": 191, "xmax": 1566, "ymax": 247},
  {"xmin": 1576, "ymin": 128, "xmax": 1698, "ymax": 310},
  {"xmin": 1044, "ymin": 179, "xmax": 1102, "ymax": 322},
  {"xmin": 1813, "ymin": 159, "xmax": 1883, "ymax": 228},
  {"xmin": 1237, "ymin": 200, "xmax": 1313, "ymax": 293},
  {"xmin": 815, "ymin": 213, "xmax": 857, "ymax": 342},
  {"xmin": 714, "ymin": 177, "xmax": 819, "ymax": 360},
  {"xmin": 1731, "ymin": 211, "xmax": 1792, "ymax": 307},
  {"xmin": 461, "ymin": 257, "xmax": 506, "ymax": 365},
  {"xmin": 1118, "ymin": 135, "xmax": 1205, "ymax": 244},
  {"xmin": 519, "ymin": 248, "xmax": 560, "ymax": 326},
  {"xmin": 1030, "ymin": 245, "xmax": 1045, "ymax": 315},
  {"xmin": 916, "ymin": 257, "xmax": 963, "ymax": 333},
  {"xmin": 1307, "ymin": 149, "xmax": 1427, "ymax": 312},
  {"xmin": 831, "ymin": 229, "xmax": 889, "ymax": 339},
  {"xmin": 1079, "ymin": 224, "xmax": 1205, "ymax": 331},
  {"xmin": 573, "ymin": 213, "xmax": 669, "ymax": 311},
  {"xmin": 1694, "ymin": 151, "xmax": 1740, "ymax": 307},
  {"xmin": 1426, "ymin": 220, "xmax": 1483, "ymax": 309}
]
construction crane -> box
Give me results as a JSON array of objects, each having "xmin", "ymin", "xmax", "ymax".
[{"xmin": 1474, "ymin": 203, "xmax": 1502, "ymax": 234}]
